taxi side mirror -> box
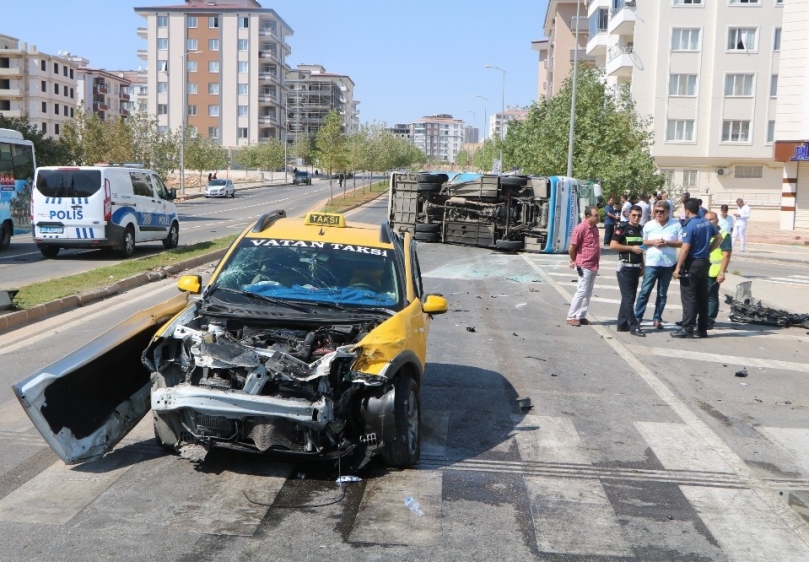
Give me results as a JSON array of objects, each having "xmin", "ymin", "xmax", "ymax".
[
  {"xmin": 177, "ymin": 274, "xmax": 202, "ymax": 294},
  {"xmin": 422, "ymin": 294, "xmax": 448, "ymax": 315}
]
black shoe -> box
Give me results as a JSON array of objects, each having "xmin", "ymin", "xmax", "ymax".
[
  {"xmin": 675, "ymin": 320, "xmax": 683, "ymax": 326},
  {"xmin": 706, "ymin": 321, "xmax": 715, "ymax": 330},
  {"xmin": 616, "ymin": 326, "xmax": 630, "ymax": 332},
  {"xmin": 630, "ymin": 327, "xmax": 646, "ymax": 337},
  {"xmin": 696, "ymin": 330, "xmax": 709, "ymax": 338},
  {"xmin": 671, "ymin": 328, "xmax": 694, "ymax": 338}
]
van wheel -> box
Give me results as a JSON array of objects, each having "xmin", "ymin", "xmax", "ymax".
[
  {"xmin": 0, "ymin": 221, "xmax": 11, "ymax": 251},
  {"xmin": 162, "ymin": 222, "xmax": 179, "ymax": 249},
  {"xmin": 39, "ymin": 245, "xmax": 60, "ymax": 259},
  {"xmin": 118, "ymin": 226, "xmax": 135, "ymax": 258}
]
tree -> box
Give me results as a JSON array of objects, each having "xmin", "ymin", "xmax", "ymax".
[
  {"xmin": 185, "ymin": 132, "xmax": 228, "ymax": 184},
  {"xmin": 314, "ymin": 110, "xmax": 348, "ymax": 201},
  {"xmin": 289, "ymin": 137, "xmax": 312, "ymax": 170},
  {"xmin": 504, "ymin": 64, "xmax": 663, "ymax": 198},
  {"xmin": 0, "ymin": 114, "xmax": 69, "ymax": 166}
]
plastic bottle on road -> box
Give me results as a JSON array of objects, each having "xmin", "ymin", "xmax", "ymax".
[{"xmin": 404, "ymin": 496, "xmax": 424, "ymax": 517}]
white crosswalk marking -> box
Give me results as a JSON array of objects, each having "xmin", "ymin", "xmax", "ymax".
[
  {"xmin": 756, "ymin": 427, "xmax": 809, "ymax": 473},
  {"xmin": 512, "ymin": 415, "xmax": 592, "ymax": 465},
  {"xmin": 524, "ymin": 476, "xmax": 633, "ymax": 557},
  {"xmin": 764, "ymin": 277, "xmax": 809, "ymax": 287},
  {"xmin": 681, "ymin": 486, "xmax": 809, "ymax": 561},
  {"xmin": 634, "ymin": 421, "xmax": 734, "ymax": 473},
  {"xmin": 626, "ymin": 344, "xmax": 809, "ymax": 374},
  {"xmin": 349, "ymin": 470, "xmax": 443, "ymax": 546}
]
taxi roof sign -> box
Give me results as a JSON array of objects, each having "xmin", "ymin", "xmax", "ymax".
[{"xmin": 305, "ymin": 212, "xmax": 346, "ymax": 228}]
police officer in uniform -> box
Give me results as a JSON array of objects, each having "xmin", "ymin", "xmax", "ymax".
[
  {"xmin": 673, "ymin": 198, "xmax": 721, "ymax": 338},
  {"xmin": 610, "ymin": 204, "xmax": 645, "ymax": 336}
]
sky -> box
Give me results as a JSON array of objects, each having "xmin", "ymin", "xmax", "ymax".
[{"xmin": 4, "ymin": 0, "xmax": 550, "ymax": 130}]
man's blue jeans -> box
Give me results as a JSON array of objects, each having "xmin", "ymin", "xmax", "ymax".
[{"xmin": 634, "ymin": 265, "xmax": 675, "ymax": 322}]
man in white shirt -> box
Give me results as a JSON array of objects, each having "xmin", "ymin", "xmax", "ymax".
[
  {"xmin": 634, "ymin": 201, "xmax": 683, "ymax": 329},
  {"xmin": 660, "ymin": 191, "xmax": 675, "ymax": 215},
  {"xmin": 620, "ymin": 195, "xmax": 632, "ymax": 226},
  {"xmin": 719, "ymin": 204, "xmax": 734, "ymax": 234},
  {"xmin": 637, "ymin": 194, "xmax": 651, "ymax": 226},
  {"xmin": 732, "ymin": 198, "xmax": 751, "ymax": 251}
]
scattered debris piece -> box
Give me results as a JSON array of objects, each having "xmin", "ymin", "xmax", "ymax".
[
  {"xmin": 525, "ymin": 356, "xmax": 546, "ymax": 362},
  {"xmin": 740, "ymin": 383, "xmax": 748, "ymax": 387},
  {"xmin": 727, "ymin": 281, "xmax": 809, "ymax": 328},
  {"xmin": 735, "ymin": 368, "xmax": 748, "ymax": 378},
  {"xmin": 512, "ymin": 332, "xmax": 519, "ymax": 337},
  {"xmin": 466, "ymin": 326, "xmax": 476, "ymax": 333},
  {"xmin": 551, "ymin": 373, "xmax": 557, "ymax": 377},
  {"xmin": 785, "ymin": 401, "xmax": 792, "ymax": 405},
  {"xmin": 754, "ymin": 398, "xmax": 763, "ymax": 403},
  {"xmin": 336, "ymin": 475, "xmax": 362, "ymax": 484},
  {"xmin": 514, "ymin": 303, "xmax": 527, "ymax": 309},
  {"xmin": 723, "ymin": 364, "xmax": 728, "ymax": 367},
  {"xmin": 404, "ymin": 496, "xmax": 424, "ymax": 517},
  {"xmin": 516, "ymin": 397, "xmax": 533, "ymax": 411}
]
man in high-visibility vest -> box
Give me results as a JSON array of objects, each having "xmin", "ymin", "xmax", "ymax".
[{"xmin": 705, "ymin": 211, "xmax": 733, "ymax": 329}]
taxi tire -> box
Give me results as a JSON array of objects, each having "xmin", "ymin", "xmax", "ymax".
[
  {"xmin": 416, "ymin": 173, "xmax": 448, "ymax": 184},
  {"xmin": 163, "ymin": 222, "xmax": 179, "ymax": 249},
  {"xmin": 383, "ymin": 375, "xmax": 421, "ymax": 468},
  {"xmin": 415, "ymin": 223, "xmax": 441, "ymax": 233},
  {"xmin": 118, "ymin": 226, "xmax": 136, "ymax": 258},
  {"xmin": 414, "ymin": 232, "xmax": 441, "ymax": 242},
  {"xmin": 39, "ymin": 245, "xmax": 60, "ymax": 259},
  {"xmin": 0, "ymin": 221, "xmax": 10, "ymax": 251}
]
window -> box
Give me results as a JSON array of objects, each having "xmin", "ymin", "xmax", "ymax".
[
  {"xmin": 157, "ymin": 38, "xmax": 168, "ymax": 50},
  {"xmin": 724, "ymin": 74, "xmax": 754, "ymax": 96},
  {"xmin": 54, "ymin": 83, "xmax": 59, "ymax": 94},
  {"xmin": 736, "ymin": 165, "xmax": 763, "ymax": 178},
  {"xmin": 208, "ymin": 105, "xmax": 219, "ymax": 117},
  {"xmin": 158, "ymin": 126, "xmax": 169, "ymax": 134},
  {"xmin": 63, "ymin": 66, "xmax": 68, "ymax": 77},
  {"xmin": 238, "ymin": 105, "xmax": 248, "ymax": 116},
  {"xmin": 158, "ymin": 60, "xmax": 168, "ymax": 72},
  {"xmin": 209, "ymin": 61, "xmax": 219, "ymax": 73},
  {"xmin": 69, "ymin": 88, "xmax": 74, "ymax": 99},
  {"xmin": 41, "ymin": 80, "xmax": 46, "ymax": 92},
  {"xmin": 666, "ymin": 119, "xmax": 695, "ymax": 141},
  {"xmin": 139, "ymin": 86, "xmax": 148, "ymax": 95},
  {"xmin": 238, "ymin": 61, "xmax": 249, "ymax": 73},
  {"xmin": 238, "ymin": 83, "xmax": 248, "ymax": 95},
  {"xmin": 722, "ymin": 120, "xmax": 751, "ymax": 142},
  {"xmin": 187, "ymin": 16, "xmax": 197, "ymax": 28},
  {"xmin": 157, "ymin": 104, "xmax": 168, "ymax": 115},
  {"xmin": 728, "ymin": 28, "xmax": 757, "ymax": 51},
  {"xmin": 239, "ymin": 17, "xmax": 249, "ymax": 28},
  {"xmin": 157, "ymin": 15, "xmax": 168, "ymax": 27},
  {"xmin": 773, "ymin": 27, "xmax": 781, "ymax": 51},
  {"xmin": 238, "ymin": 39, "xmax": 249, "ymax": 51},
  {"xmin": 671, "ymin": 28, "xmax": 700, "ymax": 51},
  {"xmin": 187, "ymin": 60, "xmax": 198, "ymax": 72},
  {"xmin": 54, "ymin": 62, "xmax": 59, "ymax": 73},
  {"xmin": 673, "ymin": 0, "xmax": 702, "ymax": 4},
  {"xmin": 238, "ymin": 127, "xmax": 248, "ymax": 138},
  {"xmin": 64, "ymin": 105, "xmax": 68, "ymax": 116},
  {"xmin": 41, "ymin": 102, "xmax": 47, "ymax": 113},
  {"xmin": 209, "ymin": 39, "xmax": 220, "ymax": 51},
  {"xmin": 209, "ymin": 127, "xmax": 219, "ymax": 139},
  {"xmin": 187, "ymin": 39, "xmax": 198, "ymax": 51},
  {"xmin": 70, "ymin": 107, "xmax": 74, "ymax": 117},
  {"xmin": 54, "ymin": 103, "xmax": 59, "ymax": 114},
  {"xmin": 40, "ymin": 60, "xmax": 46, "ymax": 71},
  {"xmin": 41, "ymin": 123, "xmax": 47, "ymax": 134},
  {"xmin": 729, "ymin": 0, "xmax": 760, "ymax": 4},
  {"xmin": 69, "ymin": 69, "xmax": 73, "ymax": 79},
  {"xmin": 209, "ymin": 83, "xmax": 220, "ymax": 95},
  {"xmin": 682, "ymin": 169, "xmax": 698, "ymax": 189},
  {"xmin": 767, "ymin": 121, "xmax": 775, "ymax": 143},
  {"xmin": 188, "ymin": 83, "xmax": 198, "ymax": 94},
  {"xmin": 187, "ymin": 105, "xmax": 197, "ymax": 116},
  {"xmin": 770, "ymin": 74, "xmax": 778, "ymax": 97},
  {"xmin": 157, "ymin": 82, "xmax": 168, "ymax": 94},
  {"xmin": 209, "ymin": 16, "xmax": 219, "ymax": 28},
  {"xmin": 669, "ymin": 74, "xmax": 697, "ymax": 96}
]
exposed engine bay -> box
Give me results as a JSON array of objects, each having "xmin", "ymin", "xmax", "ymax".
[{"xmin": 143, "ymin": 310, "xmax": 396, "ymax": 466}]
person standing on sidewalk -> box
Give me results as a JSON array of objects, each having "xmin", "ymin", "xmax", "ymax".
[
  {"xmin": 673, "ymin": 198, "xmax": 721, "ymax": 339},
  {"xmin": 719, "ymin": 204, "xmax": 734, "ymax": 235},
  {"xmin": 567, "ymin": 205, "xmax": 601, "ymax": 327},
  {"xmin": 732, "ymin": 198, "xmax": 751, "ymax": 252},
  {"xmin": 620, "ymin": 195, "xmax": 631, "ymax": 227},
  {"xmin": 705, "ymin": 211, "xmax": 733, "ymax": 328},
  {"xmin": 610, "ymin": 205, "xmax": 645, "ymax": 336},
  {"xmin": 603, "ymin": 196, "xmax": 619, "ymax": 246},
  {"xmin": 635, "ymin": 201, "xmax": 683, "ymax": 329},
  {"xmin": 637, "ymin": 194, "xmax": 651, "ymax": 227}
]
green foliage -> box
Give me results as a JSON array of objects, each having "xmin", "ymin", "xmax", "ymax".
[
  {"xmin": 185, "ymin": 130, "xmax": 228, "ymax": 183},
  {"xmin": 0, "ymin": 114, "xmax": 69, "ymax": 166},
  {"xmin": 315, "ymin": 110, "xmax": 348, "ymax": 200},
  {"xmin": 289, "ymin": 136, "xmax": 313, "ymax": 166},
  {"xmin": 473, "ymin": 138, "xmax": 502, "ymax": 172},
  {"xmin": 235, "ymin": 138, "xmax": 285, "ymax": 174},
  {"xmin": 504, "ymin": 65, "xmax": 663, "ymax": 198}
]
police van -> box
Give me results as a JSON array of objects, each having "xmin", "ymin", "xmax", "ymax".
[{"xmin": 31, "ymin": 165, "xmax": 179, "ymax": 258}]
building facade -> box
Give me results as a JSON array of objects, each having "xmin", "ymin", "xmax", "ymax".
[
  {"xmin": 134, "ymin": 0, "xmax": 293, "ymax": 148},
  {"xmin": 488, "ymin": 106, "xmax": 529, "ymax": 140},
  {"xmin": 286, "ymin": 64, "xmax": 360, "ymax": 143},
  {"xmin": 72, "ymin": 60, "xmax": 132, "ymax": 122},
  {"xmin": 390, "ymin": 123, "xmax": 411, "ymax": 142},
  {"xmin": 536, "ymin": 1, "xmax": 591, "ymax": 100},
  {"xmin": 411, "ymin": 114, "xmax": 464, "ymax": 163},
  {"xmin": 463, "ymin": 125, "xmax": 479, "ymax": 144},
  {"xmin": 0, "ymin": 34, "xmax": 78, "ymax": 139}
]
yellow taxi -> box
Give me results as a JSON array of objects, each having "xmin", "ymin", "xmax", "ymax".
[{"xmin": 13, "ymin": 210, "xmax": 448, "ymax": 470}]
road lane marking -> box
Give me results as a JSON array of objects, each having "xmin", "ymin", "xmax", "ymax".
[
  {"xmin": 625, "ymin": 344, "xmax": 809, "ymax": 374},
  {"xmin": 521, "ymin": 253, "xmax": 809, "ymax": 548},
  {"xmin": 512, "ymin": 415, "xmax": 592, "ymax": 465},
  {"xmin": 524, "ymin": 476, "xmax": 633, "ymax": 557},
  {"xmin": 681, "ymin": 486, "xmax": 809, "ymax": 561},
  {"xmin": 349, "ymin": 470, "xmax": 443, "ymax": 546},
  {"xmin": 634, "ymin": 421, "xmax": 734, "ymax": 474},
  {"xmin": 756, "ymin": 427, "xmax": 809, "ymax": 474}
]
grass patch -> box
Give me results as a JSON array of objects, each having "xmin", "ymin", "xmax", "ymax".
[
  {"xmin": 13, "ymin": 236, "xmax": 237, "ymax": 309},
  {"xmin": 319, "ymin": 180, "xmax": 388, "ymax": 213}
]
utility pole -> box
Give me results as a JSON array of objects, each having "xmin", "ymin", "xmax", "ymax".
[{"xmin": 566, "ymin": 1, "xmax": 583, "ymax": 178}]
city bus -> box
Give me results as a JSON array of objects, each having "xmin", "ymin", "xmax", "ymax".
[{"xmin": 0, "ymin": 128, "xmax": 35, "ymax": 250}]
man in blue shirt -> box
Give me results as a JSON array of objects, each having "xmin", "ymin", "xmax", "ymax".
[
  {"xmin": 603, "ymin": 196, "xmax": 619, "ymax": 246},
  {"xmin": 673, "ymin": 198, "xmax": 721, "ymax": 338}
]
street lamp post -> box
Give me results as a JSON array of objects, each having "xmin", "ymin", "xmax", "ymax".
[
  {"xmin": 566, "ymin": 1, "xmax": 583, "ymax": 178},
  {"xmin": 178, "ymin": 50, "xmax": 200, "ymax": 196},
  {"xmin": 473, "ymin": 94, "xmax": 488, "ymax": 142},
  {"xmin": 485, "ymin": 65, "xmax": 506, "ymax": 173}
]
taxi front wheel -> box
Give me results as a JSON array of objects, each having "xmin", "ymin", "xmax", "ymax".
[{"xmin": 383, "ymin": 375, "xmax": 420, "ymax": 468}]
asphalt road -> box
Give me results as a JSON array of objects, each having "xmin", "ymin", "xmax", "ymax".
[{"xmin": 0, "ymin": 198, "xmax": 808, "ymax": 560}]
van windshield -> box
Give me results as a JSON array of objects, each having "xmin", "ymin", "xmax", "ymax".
[{"xmin": 36, "ymin": 169, "xmax": 102, "ymax": 198}]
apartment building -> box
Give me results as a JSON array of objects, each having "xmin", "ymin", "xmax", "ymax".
[
  {"xmin": 389, "ymin": 123, "xmax": 411, "ymax": 142},
  {"xmin": 463, "ymin": 125, "xmax": 479, "ymax": 144},
  {"xmin": 0, "ymin": 34, "xmax": 78, "ymax": 139},
  {"xmin": 535, "ymin": 1, "xmax": 591, "ymax": 100},
  {"xmin": 411, "ymin": 114, "xmax": 464, "ymax": 164},
  {"xmin": 134, "ymin": 0, "xmax": 293, "ymax": 148},
  {"xmin": 72, "ymin": 59, "xmax": 133, "ymax": 121},
  {"xmin": 489, "ymin": 106, "xmax": 530, "ymax": 140},
  {"xmin": 286, "ymin": 64, "xmax": 360, "ymax": 143}
]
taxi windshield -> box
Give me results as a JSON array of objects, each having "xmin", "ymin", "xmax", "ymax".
[{"xmin": 211, "ymin": 238, "xmax": 403, "ymax": 310}]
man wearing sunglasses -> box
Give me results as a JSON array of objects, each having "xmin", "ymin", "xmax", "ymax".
[
  {"xmin": 634, "ymin": 202, "xmax": 683, "ymax": 329},
  {"xmin": 610, "ymin": 205, "xmax": 645, "ymax": 336}
]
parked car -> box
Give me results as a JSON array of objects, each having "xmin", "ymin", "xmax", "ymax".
[
  {"xmin": 292, "ymin": 170, "xmax": 311, "ymax": 185},
  {"xmin": 13, "ymin": 210, "xmax": 448, "ymax": 470},
  {"xmin": 204, "ymin": 179, "xmax": 235, "ymax": 198}
]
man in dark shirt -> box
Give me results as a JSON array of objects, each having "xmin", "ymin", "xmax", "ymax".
[
  {"xmin": 610, "ymin": 205, "xmax": 645, "ymax": 336},
  {"xmin": 673, "ymin": 198, "xmax": 721, "ymax": 338},
  {"xmin": 603, "ymin": 196, "xmax": 619, "ymax": 246}
]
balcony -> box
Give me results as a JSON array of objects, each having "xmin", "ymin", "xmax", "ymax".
[
  {"xmin": 606, "ymin": 46, "xmax": 634, "ymax": 77},
  {"xmin": 0, "ymin": 88, "xmax": 22, "ymax": 98},
  {"xmin": 570, "ymin": 16, "xmax": 588, "ymax": 33},
  {"xmin": 587, "ymin": 0, "xmax": 610, "ymax": 18},
  {"xmin": 258, "ymin": 95, "xmax": 276, "ymax": 103},
  {"xmin": 258, "ymin": 115, "xmax": 278, "ymax": 125},
  {"xmin": 608, "ymin": 0, "xmax": 636, "ymax": 36},
  {"xmin": 570, "ymin": 48, "xmax": 597, "ymax": 62},
  {"xmin": 121, "ymin": 109, "xmax": 130, "ymax": 116},
  {"xmin": 259, "ymin": 27, "xmax": 277, "ymax": 38},
  {"xmin": 137, "ymin": 49, "xmax": 148, "ymax": 61},
  {"xmin": 137, "ymin": 27, "xmax": 148, "ymax": 39},
  {"xmin": 120, "ymin": 92, "xmax": 130, "ymax": 101},
  {"xmin": 0, "ymin": 67, "xmax": 22, "ymax": 77},
  {"xmin": 93, "ymin": 102, "xmax": 109, "ymax": 112},
  {"xmin": 93, "ymin": 85, "xmax": 108, "ymax": 95},
  {"xmin": 259, "ymin": 71, "xmax": 278, "ymax": 82},
  {"xmin": 259, "ymin": 49, "xmax": 279, "ymax": 62},
  {"xmin": 0, "ymin": 109, "xmax": 22, "ymax": 118},
  {"xmin": 586, "ymin": 30, "xmax": 609, "ymax": 56}
]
